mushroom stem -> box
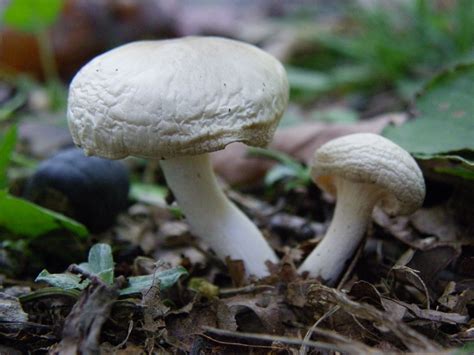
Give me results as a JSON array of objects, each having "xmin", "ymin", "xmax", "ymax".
[
  {"xmin": 298, "ymin": 178, "xmax": 381, "ymax": 285},
  {"xmin": 160, "ymin": 153, "xmax": 278, "ymax": 277}
]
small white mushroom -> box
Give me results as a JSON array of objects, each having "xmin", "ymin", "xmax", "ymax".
[
  {"xmin": 67, "ymin": 37, "xmax": 289, "ymax": 278},
  {"xmin": 298, "ymin": 133, "xmax": 425, "ymax": 284}
]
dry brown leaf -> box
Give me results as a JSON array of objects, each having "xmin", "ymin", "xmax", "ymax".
[
  {"xmin": 411, "ymin": 205, "xmax": 459, "ymax": 242},
  {"xmin": 307, "ymin": 284, "xmax": 442, "ymax": 352},
  {"xmin": 406, "ymin": 246, "xmax": 461, "ymax": 284},
  {"xmin": 164, "ymin": 298, "xmax": 236, "ymax": 351},
  {"xmin": 51, "ymin": 278, "xmax": 120, "ymax": 355},
  {"xmin": 347, "ymin": 281, "xmax": 384, "ymax": 309},
  {"xmin": 221, "ymin": 291, "xmax": 294, "ymax": 334},
  {"xmin": 438, "ymin": 281, "xmax": 474, "ymax": 315},
  {"xmin": 0, "ymin": 293, "xmax": 28, "ymax": 323},
  {"xmin": 388, "ymin": 299, "xmax": 469, "ymax": 325}
]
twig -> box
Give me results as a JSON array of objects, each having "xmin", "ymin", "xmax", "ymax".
[
  {"xmin": 198, "ymin": 333, "xmax": 280, "ymax": 350},
  {"xmin": 308, "ymin": 326, "xmax": 377, "ymax": 353},
  {"xmin": 202, "ymin": 326, "xmax": 363, "ymax": 353},
  {"xmin": 299, "ymin": 305, "xmax": 340, "ymax": 355},
  {"xmin": 114, "ymin": 320, "xmax": 134, "ymax": 350},
  {"xmin": 307, "ymin": 284, "xmax": 441, "ymax": 352},
  {"xmin": 351, "ymin": 314, "xmax": 382, "ymax": 341},
  {"xmin": 68, "ymin": 264, "xmax": 102, "ymax": 284},
  {"xmin": 219, "ymin": 284, "xmax": 275, "ymax": 297}
]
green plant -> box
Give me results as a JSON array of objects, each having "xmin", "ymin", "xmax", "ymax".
[
  {"xmin": 2, "ymin": 0, "xmax": 67, "ymax": 109},
  {"xmin": 36, "ymin": 243, "xmax": 188, "ymax": 296},
  {"xmin": 0, "ymin": 125, "xmax": 88, "ymax": 239},
  {"xmin": 349, "ymin": 0, "xmax": 474, "ymax": 82},
  {"xmin": 383, "ymin": 62, "xmax": 474, "ymax": 180},
  {"xmin": 247, "ymin": 147, "xmax": 311, "ymax": 191},
  {"xmin": 0, "ymin": 125, "xmax": 17, "ymax": 189},
  {"xmin": 287, "ymin": 0, "xmax": 474, "ymax": 99}
]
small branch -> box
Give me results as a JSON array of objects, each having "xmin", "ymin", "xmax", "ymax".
[
  {"xmin": 219, "ymin": 284, "xmax": 275, "ymax": 297},
  {"xmin": 299, "ymin": 305, "xmax": 340, "ymax": 355},
  {"xmin": 68, "ymin": 264, "xmax": 99, "ymax": 283},
  {"xmin": 198, "ymin": 333, "xmax": 279, "ymax": 350},
  {"xmin": 202, "ymin": 326, "xmax": 369, "ymax": 353}
]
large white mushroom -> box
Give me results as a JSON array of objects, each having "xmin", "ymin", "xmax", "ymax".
[
  {"xmin": 298, "ymin": 133, "xmax": 425, "ymax": 284},
  {"xmin": 67, "ymin": 37, "xmax": 289, "ymax": 278}
]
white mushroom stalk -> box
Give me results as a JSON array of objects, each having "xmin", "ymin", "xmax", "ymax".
[
  {"xmin": 298, "ymin": 133, "xmax": 425, "ymax": 285},
  {"xmin": 298, "ymin": 178, "xmax": 382, "ymax": 284},
  {"xmin": 161, "ymin": 154, "xmax": 278, "ymax": 277}
]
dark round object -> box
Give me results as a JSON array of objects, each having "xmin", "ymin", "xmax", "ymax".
[{"xmin": 24, "ymin": 148, "xmax": 130, "ymax": 233}]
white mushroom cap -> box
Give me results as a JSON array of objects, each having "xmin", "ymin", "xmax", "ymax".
[
  {"xmin": 311, "ymin": 133, "xmax": 425, "ymax": 215},
  {"xmin": 67, "ymin": 36, "xmax": 289, "ymax": 159}
]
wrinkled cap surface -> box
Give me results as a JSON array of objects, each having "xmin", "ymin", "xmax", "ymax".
[
  {"xmin": 67, "ymin": 36, "xmax": 289, "ymax": 159},
  {"xmin": 311, "ymin": 133, "xmax": 425, "ymax": 215}
]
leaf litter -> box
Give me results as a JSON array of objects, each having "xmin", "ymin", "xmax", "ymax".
[{"xmin": 1, "ymin": 113, "xmax": 473, "ymax": 354}]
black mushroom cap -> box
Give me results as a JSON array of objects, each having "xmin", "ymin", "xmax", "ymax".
[{"xmin": 24, "ymin": 148, "xmax": 130, "ymax": 233}]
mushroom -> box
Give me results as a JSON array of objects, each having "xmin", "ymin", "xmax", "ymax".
[
  {"xmin": 298, "ymin": 133, "xmax": 425, "ymax": 284},
  {"xmin": 67, "ymin": 37, "xmax": 289, "ymax": 277}
]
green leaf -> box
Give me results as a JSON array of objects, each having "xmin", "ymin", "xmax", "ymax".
[
  {"xmin": 286, "ymin": 66, "xmax": 332, "ymax": 94},
  {"xmin": 0, "ymin": 92, "xmax": 27, "ymax": 122},
  {"xmin": 188, "ymin": 277, "xmax": 219, "ymax": 298},
  {"xmin": 34, "ymin": 246, "xmax": 186, "ymax": 295},
  {"xmin": 248, "ymin": 147, "xmax": 311, "ymax": 190},
  {"xmin": 130, "ymin": 182, "xmax": 168, "ymax": 207},
  {"xmin": 383, "ymin": 62, "xmax": 474, "ymax": 175},
  {"xmin": 35, "ymin": 244, "xmax": 114, "ymax": 290},
  {"xmin": 3, "ymin": 0, "xmax": 65, "ymax": 32},
  {"xmin": 0, "ymin": 125, "xmax": 18, "ymax": 189},
  {"xmin": 0, "ymin": 191, "xmax": 88, "ymax": 238},
  {"xmin": 265, "ymin": 164, "xmax": 300, "ymax": 186},
  {"xmin": 130, "ymin": 182, "xmax": 182, "ymax": 218},
  {"xmin": 434, "ymin": 166, "xmax": 474, "ymax": 180},
  {"xmin": 120, "ymin": 266, "xmax": 188, "ymax": 296},
  {"xmin": 247, "ymin": 147, "xmax": 303, "ymax": 170},
  {"xmin": 80, "ymin": 243, "xmax": 114, "ymax": 285},
  {"xmin": 35, "ymin": 269, "xmax": 87, "ymax": 290},
  {"xmin": 310, "ymin": 107, "xmax": 359, "ymax": 124}
]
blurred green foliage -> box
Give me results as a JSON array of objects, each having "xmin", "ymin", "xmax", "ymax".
[
  {"xmin": 2, "ymin": 0, "xmax": 67, "ymax": 111},
  {"xmin": 0, "ymin": 125, "xmax": 17, "ymax": 189},
  {"xmin": 248, "ymin": 147, "xmax": 311, "ymax": 191},
  {"xmin": 0, "ymin": 1, "xmax": 82, "ymax": 243},
  {"xmin": 0, "ymin": 126, "xmax": 86, "ymax": 239},
  {"xmin": 289, "ymin": 0, "xmax": 474, "ymax": 99},
  {"xmin": 3, "ymin": 0, "xmax": 65, "ymax": 32},
  {"xmin": 348, "ymin": 0, "xmax": 474, "ymax": 83},
  {"xmin": 384, "ymin": 62, "xmax": 474, "ymax": 179},
  {"xmin": 130, "ymin": 182, "xmax": 183, "ymax": 218},
  {"xmin": 0, "ymin": 190, "xmax": 88, "ymax": 239},
  {"xmin": 0, "ymin": 93, "xmax": 26, "ymax": 121}
]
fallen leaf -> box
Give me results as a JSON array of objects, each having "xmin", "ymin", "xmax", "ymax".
[
  {"xmin": 306, "ymin": 284, "xmax": 442, "ymax": 352},
  {"xmin": 389, "ymin": 299, "xmax": 469, "ymax": 325},
  {"xmin": 51, "ymin": 278, "xmax": 120, "ymax": 354},
  {"xmin": 221, "ymin": 291, "xmax": 294, "ymax": 334},
  {"xmin": 0, "ymin": 292, "xmax": 28, "ymax": 323},
  {"xmin": 411, "ymin": 205, "xmax": 459, "ymax": 242},
  {"xmin": 438, "ymin": 281, "xmax": 474, "ymax": 315},
  {"xmin": 164, "ymin": 298, "xmax": 236, "ymax": 352}
]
